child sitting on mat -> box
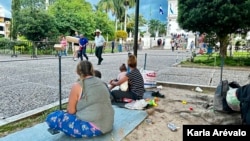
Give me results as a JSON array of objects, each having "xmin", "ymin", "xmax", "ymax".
[{"xmin": 109, "ymin": 63, "xmax": 128, "ymax": 91}]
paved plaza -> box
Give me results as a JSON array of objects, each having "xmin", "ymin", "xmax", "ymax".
[{"xmin": 0, "ymin": 49, "xmax": 249, "ymax": 124}]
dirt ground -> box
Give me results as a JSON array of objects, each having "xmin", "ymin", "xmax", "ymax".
[{"xmin": 122, "ymin": 86, "xmax": 241, "ymax": 141}]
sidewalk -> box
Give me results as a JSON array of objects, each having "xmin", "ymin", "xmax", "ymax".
[{"xmin": 0, "ymin": 49, "xmax": 249, "ymax": 125}]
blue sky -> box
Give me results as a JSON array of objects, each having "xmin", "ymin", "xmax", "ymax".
[
  {"xmin": 0, "ymin": 0, "xmax": 168, "ymax": 22},
  {"xmin": 0, "ymin": 0, "xmax": 11, "ymax": 18},
  {"xmin": 86, "ymin": 0, "xmax": 168, "ymax": 23}
]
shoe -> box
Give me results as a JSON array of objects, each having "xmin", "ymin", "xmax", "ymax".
[
  {"xmin": 100, "ymin": 58, "xmax": 103, "ymax": 63},
  {"xmin": 47, "ymin": 128, "xmax": 60, "ymax": 135},
  {"xmin": 152, "ymin": 91, "xmax": 165, "ymax": 98},
  {"xmin": 74, "ymin": 58, "xmax": 77, "ymax": 61},
  {"xmin": 97, "ymin": 63, "xmax": 101, "ymax": 65}
]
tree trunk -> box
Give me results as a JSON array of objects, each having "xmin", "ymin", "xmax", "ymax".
[{"xmin": 218, "ymin": 35, "xmax": 229, "ymax": 57}]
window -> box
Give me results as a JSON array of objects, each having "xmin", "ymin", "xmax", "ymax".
[{"xmin": 0, "ymin": 26, "xmax": 4, "ymax": 31}]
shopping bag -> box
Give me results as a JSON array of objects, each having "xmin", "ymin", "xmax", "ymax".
[{"xmin": 140, "ymin": 69, "xmax": 157, "ymax": 88}]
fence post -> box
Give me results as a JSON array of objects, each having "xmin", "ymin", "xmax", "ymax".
[
  {"xmin": 220, "ymin": 55, "xmax": 224, "ymax": 82},
  {"xmin": 144, "ymin": 53, "xmax": 147, "ymax": 70},
  {"xmin": 58, "ymin": 53, "xmax": 62, "ymax": 110}
]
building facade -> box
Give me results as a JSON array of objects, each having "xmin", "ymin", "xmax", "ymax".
[
  {"xmin": 0, "ymin": 6, "xmax": 11, "ymax": 38},
  {"xmin": 166, "ymin": 0, "xmax": 195, "ymax": 49}
]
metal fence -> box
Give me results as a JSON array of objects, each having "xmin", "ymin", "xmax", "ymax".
[
  {"xmin": 0, "ymin": 41, "xmax": 136, "ymax": 58},
  {"xmin": 0, "ymin": 41, "xmax": 58, "ymax": 58}
]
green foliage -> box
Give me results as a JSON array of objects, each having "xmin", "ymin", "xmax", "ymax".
[
  {"xmin": 11, "ymin": 0, "xmax": 21, "ymax": 40},
  {"xmin": 20, "ymin": 0, "xmax": 46, "ymax": 9},
  {"xmin": 0, "ymin": 38, "xmax": 11, "ymax": 49},
  {"xmin": 235, "ymin": 40, "xmax": 241, "ymax": 46},
  {"xmin": 235, "ymin": 39, "xmax": 246, "ymax": 46},
  {"xmin": 148, "ymin": 19, "xmax": 166, "ymax": 37},
  {"xmin": 115, "ymin": 30, "xmax": 128, "ymax": 40},
  {"xmin": 183, "ymin": 53, "xmax": 250, "ymax": 67},
  {"xmin": 94, "ymin": 11, "xmax": 115, "ymax": 40},
  {"xmin": 127, "ymin": 14, "xmax": 147, "ymax": 33},
  {"xmin": 17, "ymin": 10, "xmax": 59, "ymax": 41},
  {"xmin": 47, "ymin": 0, "xmax": 115, "ymax": 40},
  {"xmin": 48, "ymin": 0, "xmax": 94, "ymax": 36}
]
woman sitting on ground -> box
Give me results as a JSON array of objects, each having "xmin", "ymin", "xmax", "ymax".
[
  {"xmin": 109, "ymin": 63, "xmax": 128, "ymax": 92},
  {"xmin": 46, "ymin": 60, "xmax": 114, "ymax": 138},
  {"xmin": 109, "ymin": 54, "xmax": 145, "ymax": 102}
]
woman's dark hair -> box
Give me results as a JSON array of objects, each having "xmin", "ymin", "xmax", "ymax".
[
  {"xmin": 94, "ymin": 70, "xmax": 102, "ymax": 78},
  {"xmin": 76, "ymin": 60, "xmax": 94, "ymax": 77},
  {"xmin": 119, "ymin": 63, "xmax": 127, "ymax": 72},
  {"xmin": 127, "ymin": 54, "xmax": 137, "ymax": 68}
]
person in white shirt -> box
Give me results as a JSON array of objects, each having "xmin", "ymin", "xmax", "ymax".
[{"xmin": 93, "ymin": 29, "xmax": 106, "ymax": 65}]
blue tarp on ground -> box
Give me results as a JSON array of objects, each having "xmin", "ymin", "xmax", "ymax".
[{"xmin": 0, "ymin": 106, "xmax": 148, "ymax": 141}]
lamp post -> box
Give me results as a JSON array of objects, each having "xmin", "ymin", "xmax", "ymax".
[
  {"xmin": 133, "ymin": 0, "xmax": 139, "ymax": 57},
  {"xmin": 124, "ymin": 0, "xmax": 129, "ymax": 32}
]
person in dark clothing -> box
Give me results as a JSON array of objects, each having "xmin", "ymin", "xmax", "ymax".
[
  {"xmin": 78, "ymin": 34, "xmax": 89, "ymax": 61},
  {"xmin": 73, "ymin": 31, "xmax": 80, "ymax": 61},
  {"xmin": 111, "ymin": 41, "xmax": 115, "ymax": 53}
]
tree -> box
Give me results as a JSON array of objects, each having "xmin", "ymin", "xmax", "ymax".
[
  {"xmin": 123, "ymin": 0, "xmax": 136, "ymax": 31},
  {"xmin": 10, "ymin": 0, "xmax": 21, "ymax": 40},
  {"xmin": 115, "ymin": 30, "xmax": 128, "ymax": 41},
  {"xmin": 178, "ymin": 0, "xmax": 250, "ymax": 57},
  {"xmin": 158, "ymin": 22, "xmax": 167, "ymax": 36},
  {"xmin": 20, "ymin": 0, "xmax": 46, "ymax": 10},
  {"xmin": 148, "ymin": 19, "xmax": 162, "ymax": 37},
  {"xmin": 17, "ymin": 10, "xmax": 58, "ymax": 41},
  {"xmin": 97, "ymin": 0, "xmax": 115, "ymax": 14},
  {"xmin": 97, "ymin": 0, "xmax": 136, "ymax": 33},
  {"xmin": 48, "ymin": 0, "xmax": 96, "ymax": 37},
  {"xmin": 97, "ymin": 0, "xmax": 118, "ymax": 32},
  {"xmin": 127, "ymin": 14, "xmax": 147, "ymax": 34},
  {"xmin": 94, "ymin": 11, "xmax": 115, "ymax": 40}
]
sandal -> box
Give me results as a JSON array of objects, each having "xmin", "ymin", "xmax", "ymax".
[{"xmin": 152, "ymin": 91, "xmax": 165, "ymax": 98}]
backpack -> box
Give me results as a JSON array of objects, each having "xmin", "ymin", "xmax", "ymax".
[
  {"xmin": 236, "ymin": 84, "xmax": 250, "ymax": 125},
  {"xmin": 213, "ymin": 80, "xmax": 240, "ymax": 113}
]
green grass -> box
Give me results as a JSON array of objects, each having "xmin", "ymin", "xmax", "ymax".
[
  {"xmin": 0, "ymin": 104, "xmax": 67, "ymax": 137},
  {"xmin": 182, "ymin": 51, "xmax": 250, "ymax": 67}
]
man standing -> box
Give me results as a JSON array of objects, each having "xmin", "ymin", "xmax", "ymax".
[
  {"xmin": 79, "ymin": 34, "xmax": 89, "ymax": 61},
  {"xmin": 94, "ymin": 29, "xmax": 106, "ymax": 65},
  {"xmin": 111, "ymin": 40, "xmax": 115, "ymax": 53}
]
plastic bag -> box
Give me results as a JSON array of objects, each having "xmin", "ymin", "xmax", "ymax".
[
  {"xmin": 226, "ymin": 88, "xmax": 240, "ymax": 111},
  {"xmin": 140, "ymin": 68, "xmax": 157, "ymax": 88}
]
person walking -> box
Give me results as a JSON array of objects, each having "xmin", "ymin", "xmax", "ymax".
[
  {"xmin": 78, "ymin": 34, "xmax": 89, "ymax": 61},
  {"xmin": 170, "ymin": 40, "xmax": 175, "ymax": 52},
  {"xmin": 73, "ymin": 31, "xmax": 80, "ymax": 61},
  {"xmin": 93, "ymin": 29, "xmax": 106, "ymax": 65},
  {"xmin": 190, "ymin": 40, "xmax": 195, "ymax": 52},
  {"xmin": 111, "ymin": 40, "xmax": 115, "ymax": 53},
  {"xmin": 60, "ymin": 35, "xmax": 67, "ymax": 56}
]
